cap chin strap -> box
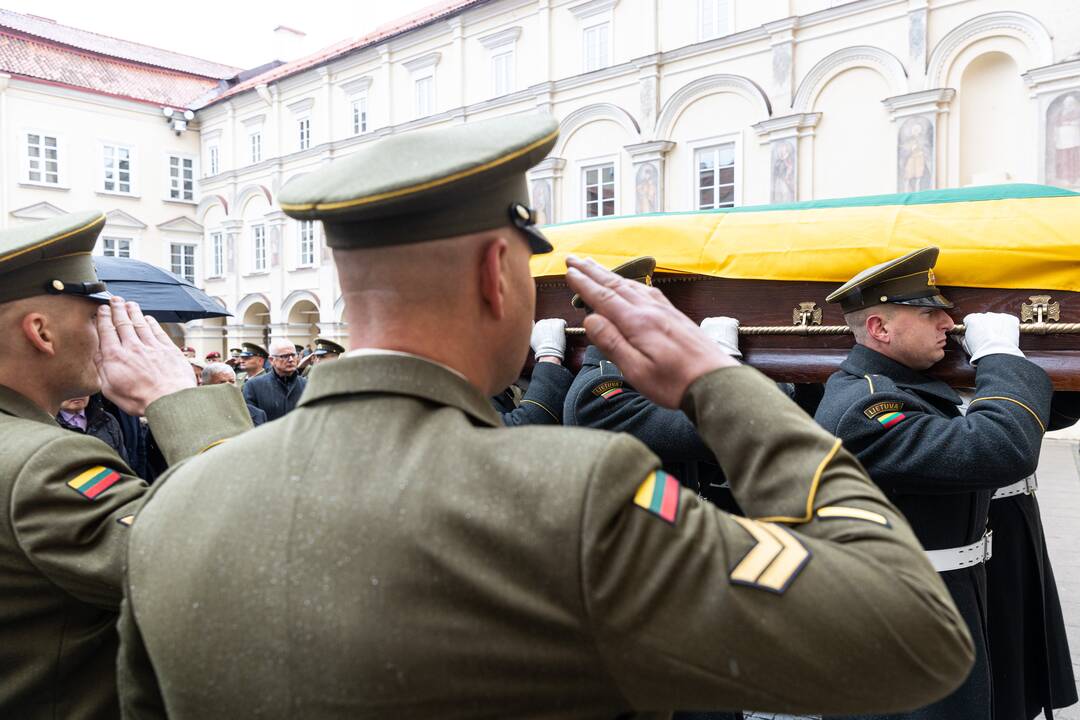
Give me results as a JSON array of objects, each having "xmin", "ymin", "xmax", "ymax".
[{"xmin": 47, "ymin": 280, "xmax": 108, "ymax": 296}]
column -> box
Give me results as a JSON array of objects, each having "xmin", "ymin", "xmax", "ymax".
[
  {"xmin": 635, "ymin": 56, "xmax": 661, "ymax": 138},
  {"xmin": 623, "ymin": 141, "xmax": 674, "ymax": 213},
  {"xmin": 763, "ymin": 18, "xmax": 798, "ymax": 111},
  {"xmin": 882, "ymin": 89, "xmax": 955, "ymax": 192},
  {"xmin": 527, "ymin": 156, "xmax": 566, "ymax": 225},
  {"xmin": 447, "ymin": 16, "xmax": 466, "ymax": 110},
  {"xmin": 752, "ymin": 113, "xmax": 821, "ymax": 203},
  {"xmin": 377, "ymin": 45, "xmax": 393, "ymax": 130},
  {"xmin": 537, "ymin": 0, "xmax": 553, "ymax": 82},
  {"xmin": 907, "ymin": 0, "xmax": 929, "ymax": 89}
]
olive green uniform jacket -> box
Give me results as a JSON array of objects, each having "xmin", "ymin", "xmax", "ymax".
[
  {"xmin": 0, "ymin": 384, "xmax": 252, "ymax": 720},
  {"xmin": 118, "ymin": 353, "xmax": 973, "ymax": 719}
]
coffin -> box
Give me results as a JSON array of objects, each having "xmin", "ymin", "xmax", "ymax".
[{"xmin": 529, "ymin": 184, "xmax": 1080, "ymax": 389}]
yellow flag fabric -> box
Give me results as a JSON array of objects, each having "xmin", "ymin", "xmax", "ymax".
[{"xmin": 530, "ymin": 184, "xmax": 1080, "ymax": 292}]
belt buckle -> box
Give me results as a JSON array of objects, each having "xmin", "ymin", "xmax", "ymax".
[
  {"xmin": 981, "ymin": 530, "xmax": 994, "ymax": 563},
  {"xmin": 1023, "ymin": 474, "xmax": 1037, "ymax": 495}
]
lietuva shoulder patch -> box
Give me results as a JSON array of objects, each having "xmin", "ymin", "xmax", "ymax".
[
  {"xmin": 729, "ymin": 516, "xmax": 810, "ymax": 594},
  {"xmin": 67, "ymin": 466, "xmax": 121, "ymax": 500},
  {"xmin": 632, "ymin": 470, "xmax": 680, "ymax": 525},
  {"xmin": 592, "ymin": 379, "xmax": 624, "ymax": 399},
  {"xmin": 863, "ymin": 400, "xmax": 904, "ymax": 420}
]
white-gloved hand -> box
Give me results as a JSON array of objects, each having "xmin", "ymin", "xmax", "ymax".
[
  {"xmin": 531, "ymin": 318, "xmax": 567, "ymax": 361},
  {"xmin": 699, "ymin": 316, "xmax": 742, "ymax": 358},
  {"xmin": 962, "ymin": 312, "xmax": 1024, "ymax": 364}
]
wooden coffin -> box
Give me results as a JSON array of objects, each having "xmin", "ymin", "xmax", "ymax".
[{"xmin": 528, "ymin": 184, "xmax": 1080, "ymax": 390}]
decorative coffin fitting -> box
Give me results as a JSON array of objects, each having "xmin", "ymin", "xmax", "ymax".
[{"xmin": 529, "ymin": 184, "xmax": 1080, "ymax": 389}]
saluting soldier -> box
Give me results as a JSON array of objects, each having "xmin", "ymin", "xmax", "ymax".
[
  {"xmin": 300, "ymin": 337, "xmax": 346, "ymax": 377},
  {"xmin": 491, "ymin": 318, "xmax": 574, "ymax": 426},
  {"xmin": 813, "ymin": 247, "xmax": 1053, "ymax": 720},
  {"xmin": 117, "ymin": 114, "xmax": 973, "ymax": 719},
  {"xmin": 0, "ymin": 212, "xmax": 251, "ymax": 719}
]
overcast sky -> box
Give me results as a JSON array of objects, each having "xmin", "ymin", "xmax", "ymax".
[{"xmin": 2, "ymin": 0, "xmax": 444, "ymax": 69}]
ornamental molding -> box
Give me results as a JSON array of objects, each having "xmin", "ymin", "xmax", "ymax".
[
  {"xmin": 926, "ymin": 12, "xmax": 1053, "ymax": 88},
  {"xmin": 792, "ymin": 45, "xmax": 908, "ymax": 113},
  {"xmin": 568, "ymin": 0, "xmax": 618, "ymax": 21},
  {"xmin": 553, "ymin": 102, "xmax": 640, "ymax": 156},
  {"xmin": 478, "ymin": 26, "xmax": 522, "ymax": 50},
  {"xmin": 881, "ymin": 88, "xmax": 956, "ymax": 118},
  {"xmin": 339, "ymin": 75, "xmax": 374, "ymax": 96},
  {"xmin": 286, "ymin": 97, "xmax": 315, "ymax": 114},
  {"xmin": 401, "ymin": 52, "xmax": 441, "ymax": 73},
  {"xmin": 655, "ymin": 74, "xmax": 772, "ymax": 139}
]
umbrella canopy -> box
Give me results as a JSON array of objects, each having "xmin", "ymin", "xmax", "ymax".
[{"xmin": 92, "ymin": 256, "xmax": 230, "ymax": 323}]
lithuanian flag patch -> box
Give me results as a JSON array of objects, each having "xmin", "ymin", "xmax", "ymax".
[
  {"xmin": 633, "ymin": 470, "xmax": 680, "ymax": 525},
  {"xmin": 67, "ymin": 466, "xmax": 121, "ymax": 500},
  {"xmin": 876, "ymin": 411, "xmax": 906, "ymax": 429}
]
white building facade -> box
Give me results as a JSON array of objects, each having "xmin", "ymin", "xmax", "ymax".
[
  {"xmin": 0, "ymin": 10, "xmax": 239, "ymax": 315},
  {"xmin": 191, "ymin": 0, "xmax": 1080, "ymax": 355}
]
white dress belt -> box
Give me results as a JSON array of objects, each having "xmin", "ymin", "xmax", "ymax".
[
  {"xmin": 992, "ymin": 474, "xmax": 1037, "ymax": 500},
  {"xmin": 925, "ymin": 531, "xmax": 993, "ymax": 573}
]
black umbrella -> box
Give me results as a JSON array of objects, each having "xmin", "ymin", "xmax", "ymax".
[{"xmin": 92, "ymin": 256, "xmax": 230, "ymax": 323}]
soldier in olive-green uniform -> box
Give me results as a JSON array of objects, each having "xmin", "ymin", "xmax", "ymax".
[
  {"xmin": 300, "ymin": 337, "xmax": 345, "ymax": 377},
  {"xmin": 0, "ymin": 212, "xmax": 252, "ymax": 719},
  {"xmin": 236, "ymin": 342, "xmax": 268, "ymax": 385},
  {"xmin": 118, "ymin": 114, "xmax": 973, "ymax": 719}
]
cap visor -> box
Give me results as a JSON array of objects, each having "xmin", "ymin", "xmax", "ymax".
[
  {"xmin": 522, "ymin": 226, "xmax": 552, "ymax": 254},
  {"xmin": 897, "ymin": 293, "xmax": 954, "ymax": 309},
  {"xmin": 87, "ymin": 289, "xmax": 113, "ymax": 303}
]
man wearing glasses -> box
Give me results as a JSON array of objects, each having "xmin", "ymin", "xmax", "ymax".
[{"xmin": 242, "ymin": 338, "xmax": 307, "ymax": 422}]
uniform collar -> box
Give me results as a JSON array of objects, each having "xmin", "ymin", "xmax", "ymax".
[
  {"xmin": 0, "ymin": 384, "xmax": 60, "ymax": 426},
  {"xmin": 298, "ymin": 351, "xmax": 501, "ymax": 428},
  {"xmin": 842, "ymin": 344, "xmax": 961, "ymax": 405},
  {"xmin": 581, "ymin": 345, "xmax": 606, "ymax": 367}
]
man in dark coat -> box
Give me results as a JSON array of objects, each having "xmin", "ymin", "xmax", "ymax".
[
  {"xmin": 242, "ymin": 338, "xmax": 307, "ymax": 422},
  {"xmin": 813, "ymin": 247, "xmax": 1053, "ymax": 720},
  {"xmin": 985, "ymin": 391, "xmax": 1078, "ymax": 720},
  {"xmin": 492, "ymin": 318, "xmax": 573, "ymax": 426},
  {"xmin": 56, "ymin": 394, "xmax": 128, "ymax": 465}
]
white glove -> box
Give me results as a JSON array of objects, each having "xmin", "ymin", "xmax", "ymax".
[
  {"xmin": 962, "ymin": 312, "xmax": 1024, "ymax": 364},
  {"xmin": 700, "ymin": 316, "xmax": 742, "ymax": 358},
  {"xmin": 531, "ymin": 318, "xmax": 567, "ymax": 360}
]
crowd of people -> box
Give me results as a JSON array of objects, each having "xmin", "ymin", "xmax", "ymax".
[{"xmin": 0, "ymin": 111, "xmax": 1071, "ymax": 719}]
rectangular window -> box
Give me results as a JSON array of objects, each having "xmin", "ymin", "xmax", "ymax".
[
  {"xmin": 583, "ymin": 163, "xmax": 616, "ymax": 218},
  {"xmin": 298, "ymin": 221, "xmax": 315, "ymax": 266},
  {"xmin": 103, "ymin": 144, "xmax": 132, "ymax": 194},
  {"xmin": 208, "ymin": 145, "xmax": 220, "ymax": 176},
  {"xmin": 492, "ymin": 49, "xmax": 514, "ymax": 96},
  {"xmin": 695, "ymin": 144, "xmax": 736, "ymax": 210},
  {"xmin": 583, "ymin": 22, "xmax": 610, "ymax": 72},
  {"xmin": 297, "ymin": 117, "xmax": 310, "ymax": 150},
  {"xmin": 252, "ymin": 224, "xmax": 266, "ymax": 272},
  {"xmin": 210, "ymin": 232, "xmax": 224, "ymax": 277},
  {"xmin": 27, "ymin": 133, "xmax": 60, "ymax": 185},
  {"xmin": 249, "ymin": 132, "xmax": 262, "ymax": 164},
  {"xmin": 415, "ymin": 76, "xmax": 434, "ymax": 118},
  {"xmin": 101, "ymin": 237, "xmax": 131, "ymax": 258},
  {"xmin": 351, "ymin": 96, "xmax": 368, "ymax": 135},
  {"xmin": 168, "ymin": 155, "xmax": 195, "ymax": 201},
  {"xmin": 170, "ymin": 243, "xmax": 196, "ymax": 284},
  {"xmin": 700, "ymin": 0, "xmax": 731, "ymax": 40}
]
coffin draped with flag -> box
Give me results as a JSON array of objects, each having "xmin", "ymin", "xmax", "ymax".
[{"xmin": 529, "ymin": 183, "xmax": 1080, "ymax": 389}]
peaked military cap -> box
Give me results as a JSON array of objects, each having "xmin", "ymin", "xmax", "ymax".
[
  {"xmin": 229, "ymin": 347, "xmax": 243, "ymax": 357},
  {"xmin": 278, "ymin": 113, "xmax": 558, "ymax": 254},
  {"xmin": 240, "ymin": 342, "xmax": 268, "ymax": 359},
  {"xmin": 826, "ymin": 247, "xmax": 954, "ymax": 313},
  {"xmin": 0, "ymin": 211, "xmax": 111, "ymax": 305},
  {"xmin": 313, "ymin": 338, "xmax": 345, "ymax": 356},
  {"xmin": 571, "ymin": 256, "xmax": 656, "ymax": 311}
]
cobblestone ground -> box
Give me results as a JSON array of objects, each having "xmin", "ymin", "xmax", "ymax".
[{"xmin": 744, "ymin": 439, "xmax": 1080, "ymax": 720}]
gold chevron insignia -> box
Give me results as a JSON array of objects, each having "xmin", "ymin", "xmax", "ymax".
[
  {"xmin": 817, "ymin": 505, "xmax": 891, "ymax": 527},
  {"xmin": 729, "ymin": 516, "xmax": 810, "ymax": 594}
]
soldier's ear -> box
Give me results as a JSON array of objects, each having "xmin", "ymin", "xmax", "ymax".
[
  {"xmin": 865, "ymin": 313, "xmax": 891, "ymax": 344},
  {"xmin": 20, "ymin": 311, "xmax": 58, "ymax": 356},
  {"xmin": 477, "ymin": 235, "xmax": 510, "ymax": 321}
]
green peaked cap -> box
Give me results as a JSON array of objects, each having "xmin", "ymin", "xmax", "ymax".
[
  {"xmin": 826, "ymin": 246, "xmax": 954, "ymax": 313},
  {"xmin": 278, "ymin": 112, "xmax": 558, "ymax": 253},
  {"xmin": 0, "ymin": 211, "xmax": 111, "ymax": 305}
]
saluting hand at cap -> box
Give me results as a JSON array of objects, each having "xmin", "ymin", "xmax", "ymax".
[
  {"xmin": 94, "ymin": 296, "xmax": 196, "ymax": 416},
  {"xmin": 565, "ymin": 256, "xmax": 738, "ymax": 409}
]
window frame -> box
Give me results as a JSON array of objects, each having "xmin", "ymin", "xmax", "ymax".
[
  {"xmin": 351, "ymin": 95, "xmax": 369, "ymax": 135},
  {"xmin": 582, "ymin": 20, "xmax": 611, "ymax": 73},
  {"xmin": 297, "ymin": 115, "xmax": 311, "ymax": 151},
  {"xmin": 100, "ymin": 236, "xmax": 133, "ymax": 258},
  {"xmin": 166, "ymin": 154, "xmax": 197, "ymax": 203},
  {"xmin": 170, "ymin": 242, "xmax": 197, "ymax": 284},
  {"xmin": 207, "ymin": 144, "xmax": 220, "ymax": 177},
  {"xmin": 689, "ymin": 133, "xmax": 742, "ymax": 211},
  {"xmin": 249, "ymin": 131, "xmax": 263, "ymax": 165},
  {"xmin": 208, "ymin": 231, "xmax": 225, "ymax": 278},
  {"xmin": 251, "ymin": 224, "xmax": 267, "ymax": 273},
  {"xmin": 581, "ymin": 160, "xmax": 618, "ymax": 219},
  {"xmin": 414, "ymin": 73, "xmax": 435, "ymax": 118},
  {"xmin": 100, "ymin": 142, "xmax": 136, "ymax": 196},
  {"xmin": 491, "ymin": 48, "xmax": 515, "ymax": 97},
  {"xmin": 24, "ymin": 130, "xmax": 63, "ymax": 187},
  {"xmin": 698, "ymin": 0, "xmax": 733, "ymax": 41},
  {"xmin": 297, "ymin": 220, "xmax": 315, "ymax": 268}
]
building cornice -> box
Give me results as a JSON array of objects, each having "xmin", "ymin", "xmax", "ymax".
[
  {"xmin": 568, "ymin": 0, "xmax": 618, "ymax": 21},
  {"xmin": 478, "ymin": 26, "xmax": 522, "ymax": 50}
]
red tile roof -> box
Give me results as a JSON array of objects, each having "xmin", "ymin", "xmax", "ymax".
[
  {"xmin": 201, "ymin": 0, "xmax": 488, "ymax": 108},
  {"xmin": 0, "ymin": 9, "xmax": 239, "ymax": 79},
  {"xmin": 0, "ymin": 30, "xmax": 225, "ymax": 107}
]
